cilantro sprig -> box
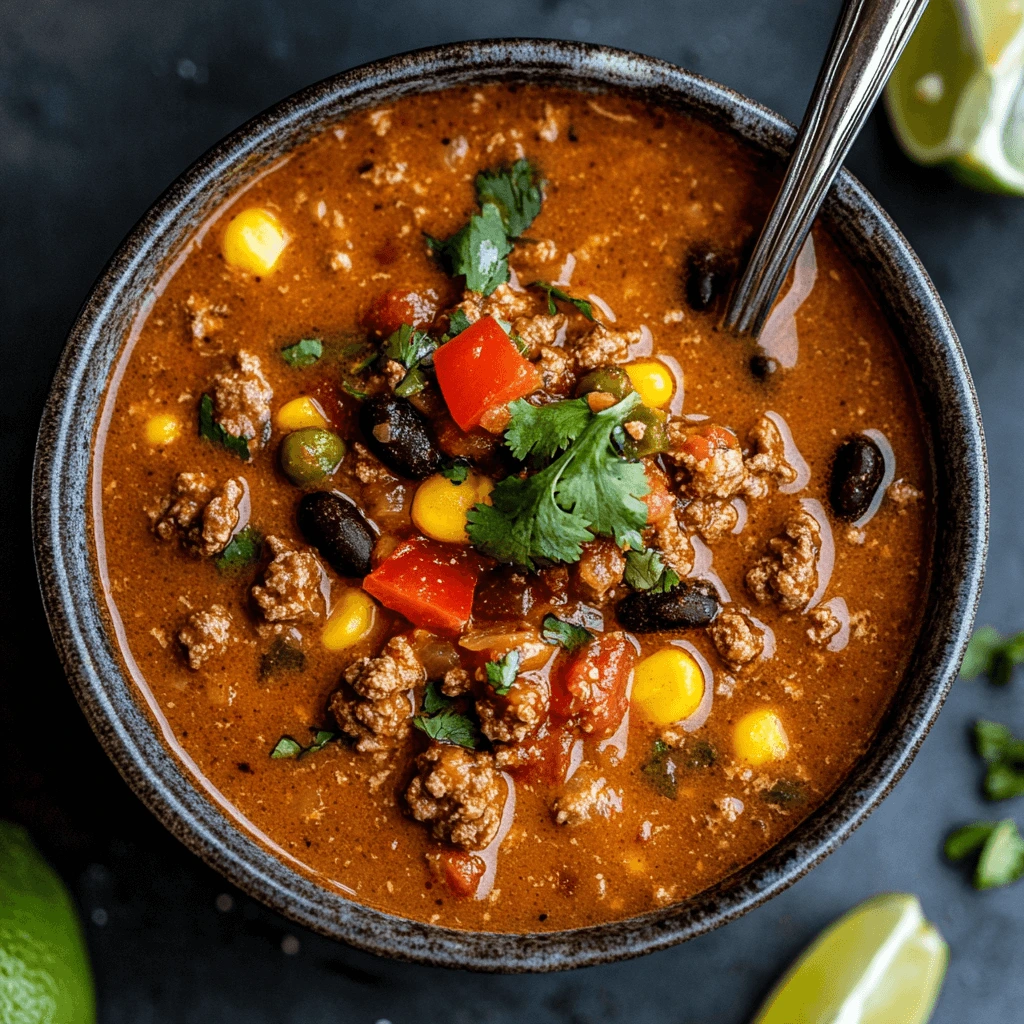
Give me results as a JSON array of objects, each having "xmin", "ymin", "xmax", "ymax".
[
  {"xmin": 528, "ymin": 281, "xmax": 595, "ymax": 320},
  {"xmin": 466, "ymin": 393, "xmax": 650, "ymax": 568},
  {"xmin": 198, "ymin": 393, "xmax": 251, "ymax": 461},
  {"xmin": 960, "ymin": 626, "xmax": 1024, "ymax": 685},
  {"xmin": 975, "ymin": 720, "xmax": 1024, "ymax": 800},
  {"xmin": 623, "ymin": 548, "xmax": 680, "ymax": 594},
  {"xmin": 412, "ymin": 681, "xmax": 480, "ymax": 749},
  {"xmin": 945, "ymin": 819, "xmax": 1024, "ymax": 889},
  {"xmin": 428, "ymin": 160, "xmax": 542, "ymax": 296},
  {"xmin": 280, "ymin": 338, "xmax": 323, "ymax": 368},
  {"xmin": 215, "ymin": 526, "xmax": 262, "ymax": 576},
  {"xmin": 485, "ymin": 650, "xmax": 520, "ymax": 696}
]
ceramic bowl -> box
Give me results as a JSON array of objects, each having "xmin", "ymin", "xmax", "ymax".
[{"xmin": 33, "ymin": 39, "xmax": 987, "ymax": 971}]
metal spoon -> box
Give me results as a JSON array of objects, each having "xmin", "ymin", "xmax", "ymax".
[{"xmin": 723, "ymin": 0, "xmax": 930, "ymax": 339}]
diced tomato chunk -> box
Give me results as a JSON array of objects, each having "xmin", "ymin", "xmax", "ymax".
[
  {"xmin": 362, "ymin": 538, "xmax": 479, "ymax": 635},
  {"xmin": 641, "ymin": 460, "xmax": 675, "ymax": 526},
  {"xmin": 433, "ymin": 315, "xmax": 543, "ymax": 431},
  {"xmin": 363, "ymin": 289, "xmax": 438, "ymax": 337},
  {"xmin": 554, "ymin": 632, "xmax": 636, "ymax": 739},
  {"xmin": 680, "ymin": 424, "xmax": 739, "ymax": 463},
  {"xmin": 442, "ymin": 850, "xmax": 486, "ymax": 898},
  {"xmin": 501, "ymin": 722, "xmax": 576, "ymax": 787}
]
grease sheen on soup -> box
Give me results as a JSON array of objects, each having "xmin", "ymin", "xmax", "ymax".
[{"xmin": 94, "ymin": 84, "xmax": 931, "ymax": 932}]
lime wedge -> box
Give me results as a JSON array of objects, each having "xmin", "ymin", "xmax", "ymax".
[
  {"xmin": 752, "ymin": 893, "xmax": 948, "ymax": 1024},
  {"xmin": 0, "ymin": 822, "xmax": 96, "ymax": 1024},
  {"xmin": 885, "ymin": 0, "xmax": 1024, "ymax": 194}
]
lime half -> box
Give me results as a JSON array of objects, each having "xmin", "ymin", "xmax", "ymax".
[
  {"xmin": 752, "ymin": 893, "xmax": 948, "ymax": 1024},
  {"xmin": 886, "ymin": 0, "xmax": 1024, "ymax": 194},
  {"xmin": 0, "ymin": 822, "xmax": 96, "ymax": 1024}
]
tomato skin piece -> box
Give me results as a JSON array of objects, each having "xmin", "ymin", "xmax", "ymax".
[
  {"xmin": 442, "ymin": 851, "xmax": 486, "ymax": 898},
  {"xmin": 501, "ymin": 722, "xmax": 576, "ymax": 787},
  {"xmin": 363, "ymin": 289, "xmax": 438, "ymax": 337},
  {"xmin": 433, "ymin": 315, "xmax": 543, "ymax": 430},
  {"xmin": 555, "ymin": 632, "xmax": 636, "ymax": 739},
  {"xmin": 680, "ymin": 424, "xmax": 739, "ymax": 463},
  {"xmin": 362, "ymin": 538, "xmax": 480, "ymax": 634}
]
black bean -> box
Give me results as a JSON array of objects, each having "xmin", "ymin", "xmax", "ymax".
[
  {"xmin": 297, "ymin": 491, "xmax": 375, "ymax": 577},
  {"xmin": 616, "ymin": 580, "xmax": 721, "ymax": 632},
  {"xmin": 749, "ymin": 353, "xmax": 779, "ymax": 380},
  {"xmin": 829, "ymin": 435, "xmax": 884, "ymax": 520},
  {"xmin": 358, "ymin": 395, "xmax": 441, "ymax": 480},
  {"xmin": 686, "ymin": 245, "xmax": 732, "ymax": 311}
]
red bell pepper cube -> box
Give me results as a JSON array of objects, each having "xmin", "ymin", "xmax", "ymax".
[
  {"xmin": 550, "ymin": 631, "xmax": 636, "ymax": 739},
  {"xmin": 362, "ymin": 538, "xmax": 479, "ymax": 635},
  {"xmin": 433, "ymin": 315, "xmax": 542, "ymax": 430}
]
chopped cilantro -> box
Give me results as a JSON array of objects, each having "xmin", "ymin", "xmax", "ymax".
[
  {"xmin": 945, "ymin": 819, "xmax": 1024, "ymax": 889},
  {"xmin": 383, "ymin": 323, "xmax": 437, "ymax": 398},
  {"xmin": 270, "ymin": 728, "xmax": 336, "ymax": 760},
  {"xmin": 762, "ymin": 780, "xmax": 805, "ymax": 806},
  {"xmin": 341, "ymin": 380, "xmax": 369, "ymax": 400},
  {"xmin": 215, "ymin": 526, "xmax": 262, "ymax": 576},
  {"xmin": 624, "ymin": 548, "xmax": 681, "ymax": 594},
  {"xmin": 975, "ymin": 720, "xmax": 1024, "ymax": 800},
  {"xmin": 338, "ymin": 338, "xmax": 379, "ymax": 373},
  {"xmin": 280, "ymin": 338, "xmax": 323, "ymax": 368},
  {"xmin": 422, "ymin": 680, "xmax": 453, "ymax": 715},
  {"xmin": 440, "ymin": 460, "xmax": 470, "ymax": 485},
  {"xmin": 540, "ymin": 614, "xmax": 593, "ymax": 653},
  {"xmin": 198, "ymin": 393, "xmax": 251, "ymax": 461},
  {"xmin": 683, "ymin": 739, "xmax": 717, "ymax": 769},
  {"xmin": 475, "ymin": 159, "xmax": 542, "ymax": 238},
  {"xmin": 960, "ymin": 625, "xmax": 1024, "ymax": 685},
  {"xmin": 466, "ymin": 393, "xmax": 650, "ymax": 568},
  {"xmin": 528, "ymin": 281, "xmax": 595, "ymax": 320},
  {"xmin": 259, "ymin": 637, "xmax": 305, "ymax": 680},
  {"xmin": 485, "ymin": 650, "xmax": 520, "ymax": 696},
  {"xmin": 428, "ymin": 203, "xmax": 513, "ymax": 296},
  {"xmin": 446, "ymin": 308, "xmax": 473, "ymax": 338},
  {"xmin": 641, "ymin": 739, "xmax": 678, "ymax": 799},
  {"xmin": 413, "ymin": 708, "xmax": 480, "ymax": 749}
]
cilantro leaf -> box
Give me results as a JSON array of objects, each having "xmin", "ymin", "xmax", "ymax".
[
  {"xmin": 504, "ymin": 398, "xmax": 592, "ymax": 462},
  {"xmin": 960, "ymin": 626, "xmax": 1024, "ymax": 684},
  {"xmin": 641, "ymin": 739, "xmax": 678, "ymax": 799},
  {"xmin": 342, "ymin": 380, "xmax": 369, "ymax": 400},
  {"xmin": 270, "ymin": 728, "xmax": 336, "ymax": 760},
  {"xmin": 528, "ymin": 281, "xmax": 595, "ymax": 320},
  {"xmin": 466, "ymin": 393, "xmax": 649, "ymax": 568},
  {"xmin": 945, "ymin": 819, "xmax": 1024, "ymax": 889},
  {"xmin": 384, "ymin": 323, "xmax": 436, "ymax": 370},
  {"xmin": 215, "ymin": 526, "xmax": 262, "ymax": 576},
  {"xmin": 280, "ymin": 338, "xmax": 323, "ymax": 368},
  {"xmin": 762, "ymin": 781, "xmax": 805, "ymax": 806},
  {"xmin": 199, "ymin": 393, "xmax": 251, "ymax": 460},
  {"xmin": 412, "ymin": 708, "xmax": 480, "ymax": 749},
  {"xmin": 440, "ymin": 460, "xmax": 470, "ymax": 485},
  {"xmin": 485, "ymin": 650, "xmax": 520, "ymax": 696},
  {"xmin": 428, "ymin": 202, "xmax": 513, "ymax": 295},
  {"xmin": 541, "ymin": 614, "xmax": 593, "ymax": 653},
  {"xmin": 259, "ymin": 637, "xmax": 305, "ymax": 680},
  {"xmin": 447, "ymin": 308, "xmax": 473, "ymax": 338},
  {"xmin": 683, "ymin": 739, "xmax": 717, "ymax": 769},
  {"xmin": 624, "ymin": 548, "xmax": 681, "ymax": 593},
  {"xmin": 475, "ymin": 159, "xmax": 542, "ymax": 238},
  {"xmin": 422, "ymin": 680, "xmax": 453, "ymax": 715}
]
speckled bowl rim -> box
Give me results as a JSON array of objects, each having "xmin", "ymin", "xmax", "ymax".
[{"xmin": 32, "ymin": 39, "xmax": 988, "ymax": 972}]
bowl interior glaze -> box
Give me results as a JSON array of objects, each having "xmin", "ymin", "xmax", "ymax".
[{"xmin": 32, "ymin": 39, "xmax": 987, "ymax": 972}]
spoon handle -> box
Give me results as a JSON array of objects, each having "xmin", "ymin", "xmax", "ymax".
[{"xmin": 723, "ymin": 0, "xmax": 929, "ymax": 338}]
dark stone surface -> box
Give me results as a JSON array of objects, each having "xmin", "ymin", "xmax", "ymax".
[{"xmin": 1, "ymin": 1, "xmax": 1021, "ymax": 1021}]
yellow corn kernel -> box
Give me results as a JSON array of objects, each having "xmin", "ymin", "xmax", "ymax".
[
  {"xmin": 222, "ymin": 207, "xmax": 287, "ymax": 275},
  {"xmin": 733, "ymin": 709, "xmax": 790, "ymax": 766},
  {"xmin": 411, "ymin": 472, "xmax": 494, "ymax": 545},
  {"xmin": 274, "ymin": 396, "xmax": 328, "ymax": 432},
  {"xmin": 626, "ymin": 360, "xmax": 674, "ymax": 409},
  {"xmin": 632, "ymin": 647, "xmax": 705, "ymax": 725},
  {"xmin": 144, "ymin": 413, "xmax": 180, "ymax": 447},
  {"xmin": 322, "ymin": 589, "xmax": 377, "ymax": 652}
]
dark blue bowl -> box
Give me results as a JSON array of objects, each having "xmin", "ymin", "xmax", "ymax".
[{"xmin": 32, "ymin": 39, "xmax": 988, "ymax": 971}]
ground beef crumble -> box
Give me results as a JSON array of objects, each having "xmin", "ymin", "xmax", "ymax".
[
  {"xmin": 211, "ymin": 350, "xmax": 273, "ymax": 451},
  {"xmin": 575, "ymin": 538, "xmax": 626, "ymax": 601},
  {"xmin": 552, "ymin": 766, "xmax": 623, "ymax": 825},
  {"xmin": 807, "ymin": 605, "xmax": 842, "ymax": 645},
  {"xmin": 682, "ymin": 497, "xmax": 739, "ymax": 542},
  {"xmin": 251, "ymin": 536, "xmax": 325, "ymax": 623},
  {"xmin": 476, "ymin": 676, "xmax": 549, "ymax": 744},
  {"xmin": 746, "ymin": 507, "xmax": 820, "ymax": 610},
  {"xmin": 709, "ymin": 607, "xmax": 764, "ymax": 669},
  {"xmin": 178, "ymin": 605, "xmax": 233, "ymax": 669},
  {"xmin": 149, "ymin": 472, "xmax": 247, "ymax": 557},
  {"xmin": 405, "ymin": 744, "xmax": 505, "ymax": 850},
  {"xmin": 744, "ymin": 416, "xmax": 797, "ymax": 498},
  {"xmin": 573, "ymin": 323, "xmax": 639, "ymax": 370}
]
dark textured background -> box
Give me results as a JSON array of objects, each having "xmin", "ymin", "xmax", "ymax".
[{"xmin": 2, "ymin": 1, "xmax": 1022, "ymax": 1021}]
